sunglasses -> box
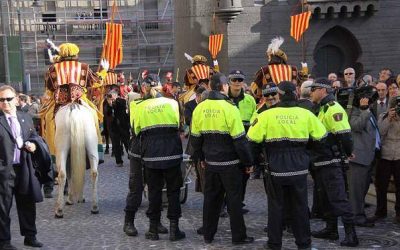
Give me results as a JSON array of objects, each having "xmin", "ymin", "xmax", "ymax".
[
  {"xmin": 344, "ymin": 73, "xmax": 354, "ymax": 75},
  {"xmin": 0, "ymin": 97, "xmax": 15, "ymax": 102},
  {"xmin": 264, "ymin": 92, "xmax": 277, "ymax": 98},
  {"xmin": 231, "ymin": 78, "xmax": 243, "ymax": 83},
  {"xmin": 310, "ymin": 87, "xmax": 322, "ymax": 92}
]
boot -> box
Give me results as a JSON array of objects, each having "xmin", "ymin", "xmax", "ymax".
[
  {"xmin": 145, "ymin": 220, "xmax": 159, "ymax": 240},
  {"xmin": 311, "ymin": 220, "xmax": 339, "ymax": 240},
  {"xmin": 157, "ymin": 221, "xmax": 168, "ymax": 234},
  {"xmin": 340, "ymin": 223, "xmax": 359, "ymax": 247},
  {"xmin": 124, "ymin": 217, "xmax": 137, "ymax": 236},
  {"xmin": 169, "ymin": 219, "xmax": 186, "ymax": 241}
]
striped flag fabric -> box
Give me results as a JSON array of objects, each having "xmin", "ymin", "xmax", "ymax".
[
  {"xmin": 208, "ymin": 34, "xmax": 224, "ymax": 59},
  {"xmin": 290, "ymin": 11, "xmax": 312, "ymax": 42},
  {"xmin": 191, "ymin": 65, "xmax": 210, "ymax": 80},
  {"xmin": 103, "ymin": 22, "xmax": 123, "ymax": 69},
  {"xmin": 268, "ymin": 64, "xmax": 293, "ymax": 84}
]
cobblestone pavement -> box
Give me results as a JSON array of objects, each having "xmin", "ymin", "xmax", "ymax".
[{"xmin": 9, "ymin": 153, "xmax": 400, "ymax": 250}]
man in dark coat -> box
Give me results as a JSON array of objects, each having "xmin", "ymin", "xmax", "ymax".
[{"xmin": 0, "ymin": 85, "xmax": 43, "ymax": 249}]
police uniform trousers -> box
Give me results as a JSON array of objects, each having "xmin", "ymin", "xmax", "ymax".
[
  {"xmin": 203, "ymin": 166, "xmax": 247, "ymax": 242},
  {"xmin": 0, "ymin": 165, "xmax": 37, "ymax": 243},
  {"xmin": 267, "ymin": 175, "xmax": 310, "ymax": 249},
  {"xmin": 375, "ymin": 159, "xmax": 400, "ymax": 217},
  {"xmin": 314, "ymin": 166, "xmax": 354, "ymax": 223},
  {"xmin": 310, "ymin": 168, "xmax": 324, "ymax": 217},
  {"xmin": 145, "ymin": 165, "xmax": 183, "ymax": 221},
  {"xmin": 124, "ymin": 157, "xmax": 144, "ymax": 219}
]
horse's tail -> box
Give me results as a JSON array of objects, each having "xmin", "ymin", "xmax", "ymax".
[{"xmin": 70, "ymin": 104, "xmax": 86, "ymax": 201}]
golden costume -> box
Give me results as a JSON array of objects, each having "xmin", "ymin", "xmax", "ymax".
[{"xmin": 39, "ymin": 43, "xmax": 107, "ymax": 158}]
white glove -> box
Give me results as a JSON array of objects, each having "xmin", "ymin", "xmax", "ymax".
[
  {"xmin": 46, "ymin": 39, "xmax": 59, "ymax": 52},
  {"xmin": 301, "ymin": 62, "xmax": 307, "ymax": 68},
  {"xmin": 213, "ymin": 60, "xmax": 219, "ymax": 66},
  {"xmin": 101, "ymin": 59, "xmax": 109, "ymax": 72}
]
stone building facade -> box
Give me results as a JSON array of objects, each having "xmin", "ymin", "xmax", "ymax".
[{"xmin": 174, "ymin": 0, "xmax": 400, "ymax": 82}]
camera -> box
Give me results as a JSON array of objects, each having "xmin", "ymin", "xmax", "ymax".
[
  {"xmin": 395, "ymin": 96, "xmax": 400, "ymax": 115},
  {"xmin": 353, "ymin": 85, "xmax": 378, "ymax": 107},
  {"xmin": 335, "ymin": 86, "xmax": 378, "ymax": 109}
]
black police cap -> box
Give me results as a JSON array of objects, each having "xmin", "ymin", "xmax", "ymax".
[
  {"xmin": 309, "ymin": 78, "xmax": 332, "ymax": 89},
  {"xmin": 277, "ymin": 81, "xmax": 296, "ymax": 95}
]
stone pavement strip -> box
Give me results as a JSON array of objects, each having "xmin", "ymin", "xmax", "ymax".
[{"xmin": 10, "ymin": 153, "xmax": 400, "ymax": 250}]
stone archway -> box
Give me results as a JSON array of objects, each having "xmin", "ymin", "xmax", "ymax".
[{"xmin": 313, "ymin": 26, "xmax": 362, "ymax": 77}]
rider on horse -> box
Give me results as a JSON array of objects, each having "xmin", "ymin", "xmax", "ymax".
[{"xmin": 39, "ymin": 42, "xmax": 108, "ymax": 162}]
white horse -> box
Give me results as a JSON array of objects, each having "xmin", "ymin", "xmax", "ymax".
[{"xmin": 54, "ymin": 102, "xmax": 99, "ymax": 218}]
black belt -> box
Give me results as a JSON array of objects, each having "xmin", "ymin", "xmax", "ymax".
[{"xmin": 13, "ymin": 163, "xmax": 21, "ymax": 168}]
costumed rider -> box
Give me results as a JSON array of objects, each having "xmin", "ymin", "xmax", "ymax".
[
  {"xmin": 39, "ymin": 42, "xmax": 108, "ymax": 166},
  {"xmin": 250, "ymin": 36, "xmax": 308, "ymax": 101},
  {"xmin": 181, "ymin": 54, "xmax": 213, "ymax": 105},
  {"xmin": 130, "ymin": 76, "xmax": 185, "ymax": 242}
]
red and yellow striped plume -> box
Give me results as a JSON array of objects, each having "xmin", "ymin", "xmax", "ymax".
[
  {"xmin": 208, "ymin": 34, "xmax": 224, "ymax": 59},
  {"xmin": 191, "ymin": 65, "xmax": 210, "ymax": 80},
  {"xmin": 290, "ymin": 11, "xmax": 312, "ymax": 42},
  {"xmin": 103, "ymin": 22, "xmax": 123, "ymax": 69}
]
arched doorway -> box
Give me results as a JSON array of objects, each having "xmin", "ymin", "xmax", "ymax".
[{"xmin": 313, "ymin": 26, "xmax": 362, "ymax": 77}]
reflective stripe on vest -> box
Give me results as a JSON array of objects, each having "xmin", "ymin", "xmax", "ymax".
[
  {"xmin": 206, "ymin": 159, "xmax": 240, "ymax": 166},
  {"xmin": 142, "ymin": 154, "xmax": 182, "ymax": 162},
  {"xmin": 266, "ymin": 169, "xmax": 309, "ymax": 177}
]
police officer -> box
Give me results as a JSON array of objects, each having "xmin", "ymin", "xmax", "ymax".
[
  {"xmin": 123, "ymin": 77, "xmax": 169, "ymax": 237},
  {"xmin": 190, "ymin": 73, "xmax": 254, "ymax": 245},
  {"xmin": 228, "ymin": 69, "xmax": 256, "ymax": 212},
  {"xmin": 309, "ymin": 78, "xmax": 359, "ymax": 247},
  {"xmin": 247, "ymin": 81, "xmax": 327, "ymax": 250},
  {"xmin": 131, "ymin": 77, "xmax": 185, "ymax": 241}
]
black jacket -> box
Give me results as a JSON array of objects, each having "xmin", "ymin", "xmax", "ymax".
[
  {"xmin": 184, "ymin": 99, "xmax": 197, "ymax": 126},
  {"xmin": 29, "ymin": 135, "xmax": 53, "ymax": 184},
  {"xmin": 190, "ymin": 91, "xmax": 254, "ymax": 171},
  {"xmin": 0, "ymin": 111, "xmax": 43, "ymax": 202}
]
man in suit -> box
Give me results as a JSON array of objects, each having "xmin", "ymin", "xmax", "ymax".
[
  {"xmin": 348, "ymin": 88, "xmax": 379, "ymax": 227},
  {"xmin": 17, "ymin": 94, "xmax": 30, "ymax": 113},
  {"xmin": 344, "ymin": 68, "xmax": 356, "ymax": 88},
  {"xmin": 372, "ymin": 82, "xmax": 388, "ymax": 119},
  {"xmin": 0, "ymin": 85, "xmax": 43, "ymax": 249},
  {"xmin": 106, "ymin": 90, "xmax": 130, "ymax": 167}
]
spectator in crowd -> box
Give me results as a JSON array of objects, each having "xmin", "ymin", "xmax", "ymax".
[
  {"xmin": 373, "ymin": 97, "xmax": 400, "ymax": 224},
  {"xmin": 344, "ymin": 68, "xmax": 356, "ymax": 87},
  {"xmin": 28, "ymin": 95, "xmax": 41, "ymax": 133},
  {"xmin": 184, "ymin": 86, "xmax": 206, "ymax": 127},
  {"xmin": 388, "ymin": 81, "xmax": 399, "ymax": 98},
  {"xmin": 18, "ymin": 94, "xmax": 30, "ymax": 112},
  {"xmin": 372, "ymin": 82, "xmax": 388, "ymax": 119},
  {"xmin": 106, "ymin": 91, "xmax": 130, "ymax": 167},
  {"xmin": 332, "ymin": 80, "xmax": 342, "ymax": 91},
  {"xmin": 357, "ymin": 74, "xmax": 374, "ymax": 87},
  {"xmin": 298, "ymin": 80, "xmax": 318, "ymax": 113},
  {"xmin": 378, "ymin": 68, "xmax": 393, "ymax": 85},
  {"xmin": 127, "ymin": 84, "xmax": 141, "ymax": 107},
  {"xmin": 328, "ymin": 73, "xmax": 338, "ymax": 83},
  {"xmin": 348, "ymin": 86, "xmax": 379, "ymax": 227},
  {"xmin": 170, "ymin": 82, "xmax": 181, "ymax": 101}
]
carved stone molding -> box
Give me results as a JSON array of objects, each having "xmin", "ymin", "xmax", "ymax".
[{"xmin": 306, "ymin": 0, "xmax": 379, "ymax": 19}]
